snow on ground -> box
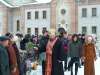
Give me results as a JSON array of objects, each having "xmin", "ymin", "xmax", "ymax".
[{"xmin": 29, "ymin": 57, "xmax": 100, "ymax": 75}]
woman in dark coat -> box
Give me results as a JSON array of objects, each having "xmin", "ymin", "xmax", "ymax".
[
  {"xmin": 68, "ymin": 34, "xmax": 82, "ymax": 75},
  {"xmin": 82, "ymin": 35, "xmax": 96, "ymax": 75}
]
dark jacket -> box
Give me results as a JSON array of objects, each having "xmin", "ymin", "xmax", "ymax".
[
  {"xmin": 0, "ymin": 44, "xmax": 10, "ymax": 75},
  {"xmin": 52, "ymin": 38, "xmax": 64, "ymax": 75},
  {"xmin": 68, "ymin": 41, "xmax": 82, "ymax": 58},
  {"xmin": 38, "ymin": 36, "xmax": 49, "ymax": 53}
]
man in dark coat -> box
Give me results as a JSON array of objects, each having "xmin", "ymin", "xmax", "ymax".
[
  {"xmin": 51, "ymin": 28, "xmax": 66, "ymax": 75},
  {"xmin": 51, "ymin": 38, "xmax": 64, "ymax": 75},
  {"xmin": 0, "ymin": 36, "xmax": 10, "ymax": 75},
  {"xmin": 38, "ymin": 30, "xmax": 49, "ymax": 75}
]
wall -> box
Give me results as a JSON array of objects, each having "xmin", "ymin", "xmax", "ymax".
[
  {"xmin": 78, "ymin": 4, "xmax": 100, "ymax": 39},
  {"xmin": 24, "ymin": 3, "xmax": 51, "ymax": 35}
]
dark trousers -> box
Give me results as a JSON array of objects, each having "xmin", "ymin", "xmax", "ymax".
[
  {"xmin": 68, "ymin": 57, "xmax": 79, "ymax": 75},
  {"xmin": 64, "ymin": 55, "xmax": 68, "ymax": 69},
  {"xmin": 42, "ymin": 60, "xmax": 45, "ymax": 75}
]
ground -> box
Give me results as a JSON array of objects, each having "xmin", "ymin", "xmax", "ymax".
[{"xmin": 29, "ymin": 57, "xmax": 100, "ymax": 75}]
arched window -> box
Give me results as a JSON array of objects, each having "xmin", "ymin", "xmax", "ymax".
[{"xmin": 17, "ymin": 20, "xmax": 20, "ymax": 31}]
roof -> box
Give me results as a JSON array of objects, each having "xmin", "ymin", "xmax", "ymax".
[
  {"xmin": 0, "ymin": 0, "xmax": 51, "ymax": 8},
  {"xmin": 0, "ymin": 0, "xmax": 13, "ymax": 7}
]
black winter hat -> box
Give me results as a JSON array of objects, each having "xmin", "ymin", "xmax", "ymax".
[{"xmin": 58, "ymin": 27, "xmax": 66, "ymax": 34}]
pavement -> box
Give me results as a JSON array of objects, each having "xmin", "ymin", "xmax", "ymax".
[{"xmin": 29, "ymin": 57, "xmax": 100, "ymax": 75}]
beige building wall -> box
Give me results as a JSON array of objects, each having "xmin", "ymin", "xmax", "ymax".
[
  {"xmin": 0, "ymin": 2, "xmax": 9, "ymax": 35},
  {"xmin": 50, "ymin": 0, "xmax": 57, "ymax": 30},
  {"xmin": 51, "ymin": 0, "xmax": 78, "ymax": 33}
]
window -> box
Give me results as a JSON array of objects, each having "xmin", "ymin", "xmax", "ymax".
[
  {"xmin": 27, "ymin": 12, "xmax": 31, "ymax": 19},
  {"xmin": 42, "ymin": 27, "xmax": 47, "ymax": 33},
  {"xmin": 82, "ymin": 8, "xmax": 87, "ymax": 17},
  {"xmin": 17, "ymin": 20, "xmax": 20, "ymax": 31},
  {"xmin": 35, "ymin": 11, "xmax": 39, "ymax": 19},
  {"xmin": 92, "ymin": 26, "xmax": 97, "ymax": 34},
  {"xmin": 82, "ymin": 26, "xmax": 87, "ymax": 34},
  {"xmin": 61, "ymin": 9, "xmax": 66, "ymax": 15},
  {"xmin": 43, "ymin": 11, "xmax": 47, "ymax": 19},
  {"xmin": 92, "ymin": 8, "xmax": 97, "ymax": 17},
  {"xmin": 27, "ymin": 28, "xmax": 31, "ymax": 34},
  {"xmin": 35, "ymin": 28, "xmax": 39, "ymax": 35}
]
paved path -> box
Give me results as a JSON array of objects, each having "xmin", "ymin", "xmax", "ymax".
[{"xmin": 29, "ymin": 58, "xmax": 100, "ymax": 75}]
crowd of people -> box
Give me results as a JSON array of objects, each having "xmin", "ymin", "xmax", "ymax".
[{"xmin": 0, "ymin": 27, "xmax": 97, "ymax": 75}]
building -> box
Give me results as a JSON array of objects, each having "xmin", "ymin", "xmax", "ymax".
[
  {"xmin": 0, "ymin": 0, "xmax": 100, "ymax": 40},
  {"xmin": 0, "ymin": 2, "xmax": 9, "ymax": 34},
  {"xmin": 78, "ymin": 0, "xmax": 100, "ymax": 41},
  {"xmin": 0, "ymin": 0, "xmax": 51, "ymax": 35},
  {"xmin": 51, "ymin": 0, "xmax": 78, "ymax": 33},
  {"xmin": 24, "ymin": 2, "xmax": 51, "ymax": 35}
]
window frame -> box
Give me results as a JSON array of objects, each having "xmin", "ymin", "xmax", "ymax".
[
  {"xmin": 35, "ymin": 11, "xmax": 39, "ymax": 19},
  {"xmin": 82, "ymin": 26, "xmax": 87, "ymax": 34},
  {"xmin": 43, "ymin": 10, "xmax": 47, "ymax": 19},
  {"xmin": 92, "ymin": 8, "xmax": 97, "ymax": 17},
  {"xmin": 16, "ymin": 20, "xmax": 20, "ymax": 31},
  {"xmin": 27, "ymin": 12, "xmax": 31, "ymax": 20},
  {"xmin": 92, "ymin": 26, "xmax": 97, "ymax": 34},
  {"xmin": 27, "ymin": 28, "xmax": 31, "ymax": 34},
  {"xmin": 82, "ymin": 8, "xmax": 87, "ymax": 17}
]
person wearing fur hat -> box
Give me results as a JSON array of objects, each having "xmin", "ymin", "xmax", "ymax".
[{"xmin": 82, "ymin": 35, "xmax": 96, "ymax": 75}]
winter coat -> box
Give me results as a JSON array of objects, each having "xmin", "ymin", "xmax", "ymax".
[
  {"xmin": 0, "ymin": 44, "xmax": 10, "ymax": 75},
  {"xmin": 38, "ymin": 36, "xmax": 49, "ymax": 63},
  {"xmin": 7, "ymin": 41, "xmax": 19, "ymax": 75},
  {"xmin": 68, "ymin": 41, "xmax": 82, "ymax": 58},
  {"xmin": 45, "ymin": 38, "xmax": 57, "ymax": 75},
  {"xmin": 51, "ymin": 39, "xmax": 64, "ymax": 75},
  {"xmin": 82, "ymin": 43, "xmax": 96, "ymax": 75},
  {"xmin": 39, "ymin": 36, "xmax": 49, "ymax": 53},
  {"xmin": 12, "ymin": 43, "xmax": 21, "ymax": 75}
]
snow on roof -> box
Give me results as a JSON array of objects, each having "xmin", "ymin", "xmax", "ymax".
[
  {"xmin": 36, "ymin": 0, "xmax": 51, "ymax": 3},
  {"xmin": 0, "ymin": 0, "xmax": 51, "ymax": 8},
  {"xmin": 20, "ymin": 0, "xmax": 51, "ymax": 6},
  {"xmin": 0, "ymin": 0, "xmax": 13, "ymax": 7}
]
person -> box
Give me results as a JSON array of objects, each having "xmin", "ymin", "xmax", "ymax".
[
  {"xmin": 78, "ymin": 34, "xmax": 83, "ymax": 68},
  {"xmin": 45, "ymin": 29, "xmax": 57, "ymax": 75},
  {"xmin": 38, "ymin": 30, "xmax": 49, "ymax": 75},
  {"xmin": 5, "ymin": 34, "xmax": 20, "ymax": 75},
  {"xmin": 81, "ymin": 34, "xmax": 85, "ymax": 45},
  {"xmin": 0, "ymin": 36, "xmax": 10, "ymax": 75},
  {"xmin": 68, "ymin": 34, "xmax": 82, "ymax": 75},
  {"xmin": 62, "ymin": 32, "xmax": 69, "ymax": 71},
  {"xmin": 5, "ymin": 33, "xmax": 21, "ymax": 75},
  {"xmin": 51, "ymin": 28, "xmax": 66, "ymax": 75},
  {"xmin": 20, "ymin": 34, "xmax": 31, "ymax": 50},
  {"xmin": 82, "ymin": 35, "xmax": 96, "ymax": 75}
]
